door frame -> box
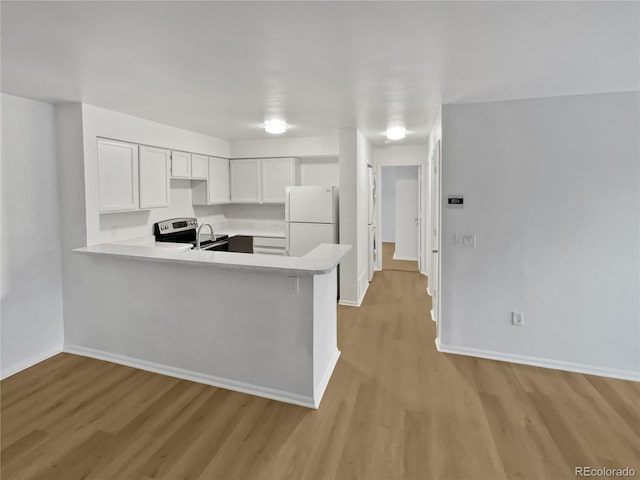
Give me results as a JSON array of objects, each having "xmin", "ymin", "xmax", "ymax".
[
  {"xmin": 376, "ymin": 163, "xmax": 425, "ymax": 272},
  {"xmin": 429, "ymin": 141, "xmax": 442, "ymax": 341}
]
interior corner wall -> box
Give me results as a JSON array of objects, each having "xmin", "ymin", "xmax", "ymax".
[
  {"xmin": 381, "ymin": 168, "xmax": 396, "ymax": 242},
  {"xmin": 338, "ymin": 128, "xmax": 358, "ymax": 304},
  {"xmin": 355, "ymin": 130, "xmax": 371, "ymax": 300},
  {"xmin": 1, "ymin": 94, "xmax": 64, "ymax": 378},
  {"xmin": 440, "ymin": 92, "xmax": 640, "ymax": 378}
]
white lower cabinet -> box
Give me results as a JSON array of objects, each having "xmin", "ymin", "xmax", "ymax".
[
  {"xmin": 139, "ymin": 146, "xmax": 170, "ymax": 208},
  {"xmin": 98, "ymin": 139, "xmax": 140, "ymax": 213},
  {"xmin": 253, "ymin": 236, "xmax": 287, "ymax": 255},
  {"xmin": 192, "ymin": 157, "xmax": 230, "ymax": 205}
]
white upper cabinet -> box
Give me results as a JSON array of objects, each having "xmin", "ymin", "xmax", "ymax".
[
  {"xmin": 139, "ymin": 146, "xmax": 170, "ymax": 209},
  {"xmin": 191, "ymin": 154, "xmax": 209, "ymax": 180},
  {"xmin": 262, "ymin": 158, "xmax": 297, "ymax": 203},
  {"xmin": 192, "ymin": 157, "xmax": 230, "ymax": 205},
  {"xmin": 230, "ymin": 159, "xmax": 262, "ymax": 203},
  {"xmin": 171, "ymin": 151, "xmax": 191, "ymax": 178},
  {"xmin": 98, "ymin": 139, "xmax": 139, "ymax": 213},
  {"xmin": 208, "ymin": 157, "xmax": 230, "ymax": 204}
]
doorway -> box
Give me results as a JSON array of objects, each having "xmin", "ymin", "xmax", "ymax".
[{"xmin": 380, "ymin": 165, "xmax": 421, "ymax": 272}]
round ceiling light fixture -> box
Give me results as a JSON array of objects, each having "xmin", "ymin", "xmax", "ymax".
[
  {"xmin": 264, "ymin": 120, "xmax": 288, "ymax": 135},
  {"xmin": 385, "ymin": 126, "xmax": 407, "ymax": 141}
]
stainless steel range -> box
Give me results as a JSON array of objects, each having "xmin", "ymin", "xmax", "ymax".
[{"xmin": 154, "ymin": 218, "xmax": 229, "ymax": 251}]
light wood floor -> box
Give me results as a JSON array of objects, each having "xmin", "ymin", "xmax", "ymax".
[
  {"xmin": 382, "ymin": 242, "xmax": 419, "ymax": 272},
  {"xmin": 2, "ymin": 268, "xmax": 639, "ymax": 479}
]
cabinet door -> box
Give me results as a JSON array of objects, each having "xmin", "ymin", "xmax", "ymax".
[
  {"xmin": 171, "ymin": 151, "xmax": 191, "ymax": 178},
  {"xmin": 139, "ymin": 146, "xmax": 170, "ymax": 208},
  {"xmin": 98, "ymin": 138, "xmax": 139, "ymax": 212},
  {"xmin": 208, "ymin": 157, "xmax": 230, "ymax": 204},
  {"xmin": 230, "ymin": 159, "xmax": 261, "ymax": 203},
  {"xmin": 191, "ymin": 154, "xmax": 208, "ymax": 179},
  {"xmin": 262, "ymin": 158, "xmax": 296, "ymax": 203}
]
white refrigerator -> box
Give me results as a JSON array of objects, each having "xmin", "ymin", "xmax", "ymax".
[{"xmin": 285, "ymin": 186, "xmax": 338, "ymax": 256}]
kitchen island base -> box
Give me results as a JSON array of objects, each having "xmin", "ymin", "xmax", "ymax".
[{"xmin": 66, "ymin": 246, "xmax": 348, "ymax": 408}]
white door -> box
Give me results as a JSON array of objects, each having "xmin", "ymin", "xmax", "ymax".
[
  {"xmin": 191, "ymin": 154, "xmax": 209, "ymax": 180},
  {"xmin": 171, "ymin": 151, "xmax": 191, "ymax": 178},
  {"xmin": 97, "ymin": 138, "xmax": 139, "ymax": 213},
  {"xmin": 394, "ymin": 166, "xmax": 419, "ymax": 260},
  {"xmin": 208, "ymin": 157, "xmax": 230, "ymax": 204},
  {"xmin": 139, "ymin": 146, "xmax": 170, "ymax": 209},
  {"xmin": 287, "ymin": 222, "xmax": 336, "ymax": 257},
  {"xmin": 430, "ymin": 142, "xmax": 441, "ymax": 325},
  {"xmin": 230, "ymin": 159, "xmax": 261, "ymax": 203},
  {"xmin": 286, "ymin": 186, "xmax": 335, "ymax": 223},
  {"xmin": 262, "ymin": 158, "xmax": 296, "ymax": 203}
]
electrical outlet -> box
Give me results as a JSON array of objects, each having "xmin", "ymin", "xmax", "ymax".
[
  {"xmin": 511, "ymin": 311, "xmax": 524, "ymax": 326},
  {"xmin": 111, "ymin": 226, "xmax": 118, "ymax": 238}
]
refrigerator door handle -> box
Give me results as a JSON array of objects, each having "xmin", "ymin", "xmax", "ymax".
[
  {"xmin": 285, "ymin": 223, "xmax": 290, "ymax": 255},
  {"xmin": 284, "ymin": 188, "xmax": 290, "ymax": 222}
]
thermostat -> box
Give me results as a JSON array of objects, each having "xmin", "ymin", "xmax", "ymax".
[{"xmin": 447, "ymin": 195, "xmax": 464, "ymax": 208}]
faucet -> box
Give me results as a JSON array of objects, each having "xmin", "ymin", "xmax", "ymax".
[{"xmin": 196, "ymin": 223, "xmax": 215, "ymax": 250}]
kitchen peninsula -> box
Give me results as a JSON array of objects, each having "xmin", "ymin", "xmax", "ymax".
[{"xmin": 69, "ymin": 243, "xmax": 350, "ymax": 408}]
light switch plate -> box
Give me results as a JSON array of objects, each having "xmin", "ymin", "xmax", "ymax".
[{"xmin": 455, "ymin": 234, "xmax": 476, "ymax": 247}]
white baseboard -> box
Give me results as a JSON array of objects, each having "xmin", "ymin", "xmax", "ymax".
[
  {"xmin": 392, "ymin": 254, "xmax": 418, "ymax": 261},
  {"xmin": 1, "ymin": 346, "xmax": 63, "ymax": 380},
  {"xmin": 314, "ymin": 349, "xmax": 341, "ymax": 408},
  {"xmin": 435, "ymin": 341, "xmax": 640, "ymax": 382},
  {"xmin": 64, "ymin": 344, "xmax": 317, "ymax": 408},
  {"xmin": 338, "ymin": 298, "xmax": 361, "ymax": 307},
  {"xmin": 338, "ymin": 273, "xmax": 370, "ymax": 307}
]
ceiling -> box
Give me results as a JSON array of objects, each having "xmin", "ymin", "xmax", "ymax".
[{"xmin": 1, "ymin": 1, "xmax": 638, "ymax": 146}]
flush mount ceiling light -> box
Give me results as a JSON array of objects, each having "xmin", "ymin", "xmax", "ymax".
[
  {"xmin": 385, "ymin": 126, "xmax": 407, "ymax": 141},
  {"xmin": 263, "ymin": 120, "xmax": 288, "ymax": 135}
]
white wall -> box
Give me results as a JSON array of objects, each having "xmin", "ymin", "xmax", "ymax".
[
  {"xmin": 338, "ymin": 128, "xmax": 370, "ymax": 305},
  {"xmin": 1, "ymin": 94, "xmax": 64, "ymax": 378},
  {"xmin": 439, "ymin": 92, "xmax": 640, "ymax": 379},
  {"xmin": 380, "ymin": 167, "xmax": 396, "ymax": 242},
  {"xmin": 300, "ymin": 157, "xmax": 340, "ymax": 187},
  {"xmin": 230, "ymin": 135, "xmax": 339, "ymax": 159},
  {"xmin": 80, "ymin": 104, "xmax": 230, "ymax": 245},
  {"xmin": 394, "ymin": 166, "xmax": 419, "ymax": 260}
]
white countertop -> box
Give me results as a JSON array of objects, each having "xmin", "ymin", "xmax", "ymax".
[{"xmin": 74, "ymin": 242, "xmax": 351, "ymax": 275}]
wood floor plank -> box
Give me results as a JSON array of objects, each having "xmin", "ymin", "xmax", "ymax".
[{"xmin": 2, "ymin": 265, "xmax": 638, "ymax": 480}]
